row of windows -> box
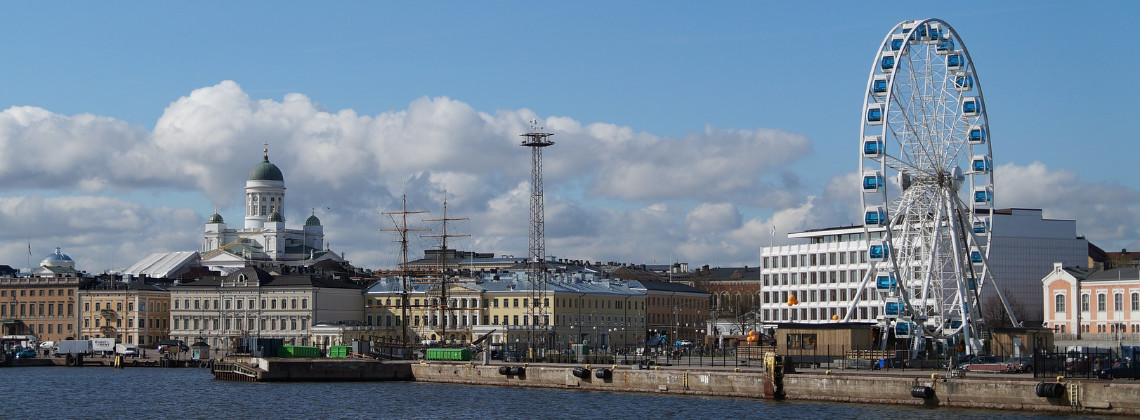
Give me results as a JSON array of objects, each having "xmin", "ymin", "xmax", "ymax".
[
  {"xmin": 765, "ymin": 306, "xmax": 864, "ymax": 322},
  {"xmin": 763, "ymin": 270, "xmax": 869, "ymax": 287},
  {"xmin": 173, "ymin": 297, "xmax": 307, "ymax": 311},
  {"xmin": 173, "ymin": 316, "xmax": 307, "ymax": 332},
  {"xmin": 85, "ymin": 300, "xmax": 160, "ymax": 313},
  {"xmin": 366, "ymin": 296, "xmax": 646, "ymax": 311},
  {"xmin": 764, "ymin": 251, "xmax": 869, "ymax": 269},
  {"xmin": 1, "ymin": 288, "xmax": 74, "ymax": 297},
  {"xmin": 1055, "ymin": 292, "xmax": 1140, "ymax": 312},
  {"xmin": 0, "ymin": 302, "xmax": 74, "ymax": 318},
  {"xmin": 1068, "ymin": 324, "xmax": 1140, "ymax": 333},
  {"xmin": 83, "ymin": 317, "xmax": 167, "ymax": 330},
  {"xmin": 25, "ymin": 323, "xmax": 74, "ymax": 335},
  {"xmin": 761, "ymin": 288, "xmax": 874, "ymax": 305}
]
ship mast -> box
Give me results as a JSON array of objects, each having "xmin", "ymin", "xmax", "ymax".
[
  {"xmin": 423, "ymin": 191, "xmax": 469, "ymax": 345},
  {"xmin": 381, "ymin": 192, "xmax": 428, "ymax": 348}
]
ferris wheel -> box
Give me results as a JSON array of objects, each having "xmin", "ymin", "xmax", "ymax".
[{"xmin": 856, "ymin": 19, "xmax": 1018, "ymax": 353}]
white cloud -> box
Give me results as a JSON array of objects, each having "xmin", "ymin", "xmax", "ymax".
[{"xmin": 0, "ymin": 82, "xmax": 1135, "ymax": 273}]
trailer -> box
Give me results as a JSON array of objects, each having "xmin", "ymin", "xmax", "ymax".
[
  {"xmin": 54, "ymin": 340, "xmax": 93, "ymax": 356},
  {"xmin": 91, "ymin": 338, "xmax": 116, "ymax": 354}
]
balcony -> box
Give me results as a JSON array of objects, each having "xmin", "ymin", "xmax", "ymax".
[{"xmin": 100, "ymin": 309, "xmax": 117, "ymax": 320}]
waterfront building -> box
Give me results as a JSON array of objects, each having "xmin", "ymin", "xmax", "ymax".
[
  {"xmin": 168, "ymin": 267, "xmax": 364, "ymax": 353},
  {"xmin": 0, "ymin": 247, "xmax": 85, "ymax": 342},
  {"xmin": 200, "ymin": 146, "xmax": 344, "ymax": 274},
  {"xmin": 1042, "ymin": 262, "xmax": 1140, "ymax": 341},
  {"xmin": 759, "ymin": 208, "xmax": 1087, "ymax": 326},
  {"xmin": 363, "ymin": 272, "xmax": 648, "ymax": 349},
  {"xmin": 688, "ymin": 265, "xmax": 762, "ymax": 335},
  {"xmin": 78, "ymin": 276, "xmax": 171, "ymax": 346},
  {"xmin": 631, "ymin": 280, "xmax": 711, "ymax": 345}
]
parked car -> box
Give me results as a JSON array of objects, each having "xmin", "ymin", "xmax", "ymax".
[
  {"xmin": 1004, "ymin": 356, "xmax": 1032, "ymax": 373},
  {"xmin": 959, "ymin": 355, "xmax": 1008, "ymax": 372},
  {"xmin": 1098, "ymin": 360, "xmax": 1140, "ymax": 380}
]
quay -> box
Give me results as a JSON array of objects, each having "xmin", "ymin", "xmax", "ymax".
[{"xmin": 207, "ymin": 357, "xmax": 1140, "ymax": 416}]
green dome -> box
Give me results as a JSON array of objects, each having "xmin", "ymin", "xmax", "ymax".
[
  {"xmin": 248, "ymin": 157, "xmax": 284, "ymax": 182},
  {"xmin": 305, "ymin": 214, "xmax": 321, "ymax": 226},
  {"xmin": 208, "ymin": 211, "xmax": 224, "ymax": 224},
  {"xmin": 267, "ymin": 209, "xmax": 283, "ymax": 222}
]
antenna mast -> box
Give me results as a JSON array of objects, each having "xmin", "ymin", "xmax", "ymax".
[
  {"xmin": 423, "ymin": 192, "xmax": 469, "ymax": 345},
  {"xmin": 520, "ymin": 119, "xmax": 554, "ymax": 356},
  {"xmin": 381, "ymin": 192, "xmax": 429, "ymax": 348}
]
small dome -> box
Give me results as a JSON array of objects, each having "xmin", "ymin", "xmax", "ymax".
[
  {"xmin": 248, "ymin": 146, "xmax": 284, "ymax": 182},
  {"xmin": 208, "ymin": 211, "xmax": 224, "ymax": 224},
  {"xmin": 40, "ymin": 247, "xmax": 75, "ymax": 268},
  {"xmin": 305, "ymin": 210, "xmax": 321, "ymax": 226},
  {"xmin": 267, "ymin": 209, "xmax": 283, "ymax": 222}
]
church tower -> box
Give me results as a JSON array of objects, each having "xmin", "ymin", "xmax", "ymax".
[{"xmin": 245, "ymin": 144, "xmax": 286, "ymax": 229}]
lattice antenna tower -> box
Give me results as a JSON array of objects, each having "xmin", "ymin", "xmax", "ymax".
[
  {"xmin": 381, "ymin": 191, "xmax": 429, "ymax": 348},
  {"xmin": 422, "ymin": 191, "xmax": 469, "ymax": 345},
  {"xmin": 520, "ymin": 119, "xmax": 554, "ymax": 351}
]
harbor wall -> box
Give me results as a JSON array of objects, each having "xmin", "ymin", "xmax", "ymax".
[
  {"xmin": 255, "ymin": 358, "xmax": 413, "ymax": 381},
  {"xmin": 409, "ymin": 363, "xmax": 1140, "ymax": 416}
]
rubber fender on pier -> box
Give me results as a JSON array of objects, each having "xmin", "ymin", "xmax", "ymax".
[
  {"xmin": 573, "ymin": 367, "xmax": 591, "ymax": 379},
  {"xmin": 498, "ymin": 366, "xmax": 511, "ymax": 375},
  {"xmin": 910, "ymin": 385, "xmax": 934, "ymax": 399},
  {"xmin": 594, "ymin": 368, "xmax": 612, "ymax": 379},
  {"xmin": 507, "ymin": 366, "xmax": 524, "ymax": 376},
  {"xmin": 1035, "ymin": 382, "xmax": 1065, "ymax": 398}
]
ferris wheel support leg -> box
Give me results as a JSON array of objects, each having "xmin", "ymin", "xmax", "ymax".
[{"xmin": 842, "ymin": 265, "xmax": 876, "ymax": 322}]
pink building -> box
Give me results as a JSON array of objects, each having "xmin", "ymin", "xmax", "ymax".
[{"xmin": 1042, "ymin": 262, "xmax": 1140, "ymax": 340}]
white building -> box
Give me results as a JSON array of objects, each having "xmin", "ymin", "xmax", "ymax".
[
  {"xmin": 201, "ymin": 146, "xmax": 344, "ymax": 273},
  {"xmin": 759, "ymin": 208, "xmax": 1086, "ymax": 326},
  {"xmin": 168, "ymin": 267, "xmax": 364, "ymax": 353}
]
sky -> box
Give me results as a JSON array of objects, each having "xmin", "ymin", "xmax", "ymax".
[{"xmin": 0, "ymin": 1, "xmax": 1137, "ymax": 272}]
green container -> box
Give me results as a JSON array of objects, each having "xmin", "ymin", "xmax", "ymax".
[
  {"xmin": 328, "ymin": 345, "xmax": 349, "ymax": 358},
  {"xmin": 277, "ymin": 345, "xmax": 321, "ymax": 358},
  {"xmin": 425, "ymin": 348, "xmax": 472, "ymax": 361}
]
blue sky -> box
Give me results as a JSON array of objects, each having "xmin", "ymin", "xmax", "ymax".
[{"xmin": 0, "ymin": 1, "xmax": 1136, "ymax": 271}]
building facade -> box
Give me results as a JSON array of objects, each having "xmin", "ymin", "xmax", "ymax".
[
  {"xmin": 1042, "ymin": 263, "xmax": 1140, "ymax": 340},
  {"xmin": 169, "ymin": 267, "xmax": 364, "ymax": 354},
  {"xmin": 759, "ymin": 208, "xmax": 1087, "ymax": 326},
  {"xmin": 0, "ymin": 248, "xmax": 84, "ymax": 342},
  {"xmin": 78, "ymin": 277, "xmax": 170, "ymax": 346}
]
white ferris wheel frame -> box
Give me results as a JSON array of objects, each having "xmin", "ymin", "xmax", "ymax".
[{"xmin": 849, "ymin": 18, "xmax": 1019, "ymax": 350}]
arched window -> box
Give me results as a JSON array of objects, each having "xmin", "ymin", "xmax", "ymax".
[
  {"xmin": 1055, "ymin": 294, "xmax": 1065, "ymax": 313},
  {"xmin": 1115, "ymin": 293, "xmax": 1124, "ymax": 311},
  {"xmin": 1132, "ymin": 293, "xmax": 1139, "ymax": 311}
]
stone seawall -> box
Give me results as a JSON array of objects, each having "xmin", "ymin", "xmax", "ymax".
[{"xmin": 409, "ymin": 363, "xmax": 1140, "ymax": 416}]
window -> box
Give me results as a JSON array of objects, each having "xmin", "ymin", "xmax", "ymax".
[
  {"xmin": 1098, "ymin": 294, "xmax": 1106, "ymax": 312},
  {"xmin": 1081, "ymin": 294, "xmax": 1090, "ymax": 312},
  {"xmin": 1055, "ymin": 294, "xmax": 1065, "ymax": 313},
  {"xmin": 1133, "ymin": 293, "xmax": 1139, "ymax": 311},
  {"xmin": 1115, "ymin": 293, "xmax": 1124, "ymax": 311}
]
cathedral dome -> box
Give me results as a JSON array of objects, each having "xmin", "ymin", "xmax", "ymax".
[
  {"xmin": 248, "ymin": 146, "xmax": 284, "ymax": 182},
  {"xmin": 208, "ymin": 211, "xmax": 224, "ymax": 224},
  {"xmin": 40, "ymin": 247, "xmax": 75, "ymax": 268},
  {"xmin": 305, "ymin": 210, "xmax": 321, "ymax": 226},
  {"xmin": 267, "ymin": 209, "xmax": 283, "ymax": 222}
]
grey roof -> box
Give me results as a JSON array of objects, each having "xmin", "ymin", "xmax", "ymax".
[
  {"xmin": 1080, "ymin": 266, "xmax": 1140, "ymax": 282},
  {"xmin": 125, "ymin": 251, "xmax": 200, "ymax": 278},
  {"xmin": 629, "ymin": 280, "xmax": 710, "ymax": 295},
  {"xmin": 365, "ymin": 272, "xmax": 641, "ymax": 297},
  {"xmin": 177, "ymin": 266, "xmax": 363, "ymax": 290}
]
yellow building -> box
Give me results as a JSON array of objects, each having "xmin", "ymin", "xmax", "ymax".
[
  {"xmin": 0, "ymin": 248, "xmax": 85, "ymax": 342},
  {"xmin": 364, "ymin": 273, "xmax": 647, "ymax": 351},
  {"xmin": 78, "ymin": 277, "xmax": 171, "ymax": 346}
]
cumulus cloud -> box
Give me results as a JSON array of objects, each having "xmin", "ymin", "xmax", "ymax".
[{"xmin": 0, "ymin": 82, "xmax": 1135, "ymax": 272}]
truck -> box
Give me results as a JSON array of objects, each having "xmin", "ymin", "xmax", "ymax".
[
  {"xmin": 115, "ymin": 343, "xmax": 140, "ymax": 357},
  {"xmin": 92, "ymin": 338, "xmax": 116, "ymax": 354},
  {"xmin": 53, "ymin": 340, "xmax": 93, "ymax": 356}
]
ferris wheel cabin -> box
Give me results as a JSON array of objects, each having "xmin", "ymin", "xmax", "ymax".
[
  {"xmin": 970, "ymin": 246, "xmax": 984, "ymax": 264},
  {"xmin": 894, "ymin": 320, "xmax": 915, "ymax": 339},
  {"xmin": 862, "ymin": 171, "xmax": 884, "ymax": 192},
  {"xmin": 936, "ymin": 37, "xmax": 955, "ymax": 54},
  {"xmin": 864, "ymin": 206, "xmax": 887, "ymax": 226},
  {"xmin": 884, "ymin": 299, "xmax": 901, "ymax": 318},
  {"xmin": 871, "ymin": 75, "xmax": 889, "ymax": 97},
  {"xmin": 970, "ymin": 155, "xmax": 992, "ymax": 173},
  {"xmin": 868, "ymin": 243, "xmax": 890, "ymax": 262},
  {"xmin": 947, "ymin": 53, "xmax": 963, "ymax": 70},
  {"xmin": 973, "ymin": 186, "xmax": 993, "ymax": 206},
  {"xmin": 876, "ymin": 273, "xmax": 897, "ymax": 291},
  {"xmin": 880, "ymin": 54, "xmax": 896, "ymax": 72},
  {"xmin": 962, "ymin": 97, "xmax": 982, "ymax": 116},
  {"xmin": 972, "ymin": 219, "xmax": 990, "ymax": 234},
  {"xmin": 888, "ymin": 34, "xmax": 906, "ymax": 52},
  {"xmin": 866, "ymin": 104, "xmax": 885, "ymax": 125},
  {"xmin": 954, "ymin": 73, "xmax": 974, "ymax": 91},
  {"xmin": 967, "ymin": 125, "xmax": 987, "ymax": 145},
  {"xmin": 862, "ymin": 136, "xmax": 883, "ymax": 158}
]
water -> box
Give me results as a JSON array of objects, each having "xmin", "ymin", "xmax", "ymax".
[{"xmin": 4, "ymin": 367, "xmax": 1097, "ymax": 419}]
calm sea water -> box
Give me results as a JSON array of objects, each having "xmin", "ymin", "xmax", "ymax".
[{"xmin": 4, "ymin": 366, "xmax": 1098, "ymax": 419}]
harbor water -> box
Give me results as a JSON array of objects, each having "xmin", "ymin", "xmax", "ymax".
[{"xmin": 6, "ymin": 366, "xmax": 1100, "ymax": 419}]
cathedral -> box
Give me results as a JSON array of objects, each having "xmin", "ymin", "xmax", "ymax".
[{"xmin": 200, "ymin": 147, "xmax": 344, "ymax": 273}]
